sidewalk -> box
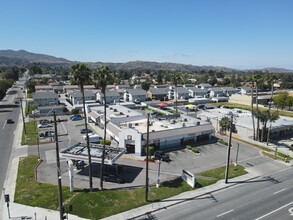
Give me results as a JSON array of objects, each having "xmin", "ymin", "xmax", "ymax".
[
  {"xmin": 102, "ymin": 172, "xmax": 259, "ymax": 220},
  {"xmin": 0, "ymin": 103, "xmax": 87, "ymax": 220}
]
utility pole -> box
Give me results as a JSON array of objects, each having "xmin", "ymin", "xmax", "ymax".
[
  {"xmin": 225, "ymin": 114, "xmax": 233, "ymax": 184},
  {"xmin": 53, "ymin": 112, "xmax": 64, "ymax": 220},
  {"xmin": 19, "ymin": 98, "xmax": 27, "ymax": 134},
  {"xmin": 145, "ymin": 113, "xmax": 150, "ymax": 202}
]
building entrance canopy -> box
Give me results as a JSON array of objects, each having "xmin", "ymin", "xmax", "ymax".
[{"xmin": 60, "ymin": 143, "xmax": 126, "ymax": 165}]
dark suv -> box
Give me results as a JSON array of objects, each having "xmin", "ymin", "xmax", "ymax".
[
  {"xmin": 104, "ymin": 175, "xmax": 125, "ymax": 184},
  {"xmin": 154, "ymin": 150, "xmax": 170, "ymax": 162}
]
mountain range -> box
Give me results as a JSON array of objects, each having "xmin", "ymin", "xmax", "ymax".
[{"xmin": 0, "ymin": 49, "xmax": 292, "ymax": 73}]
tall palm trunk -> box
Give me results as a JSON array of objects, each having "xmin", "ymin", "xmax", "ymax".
[
  {"xmin": 100, "ymin": 90, "xmax": 107, "ymax": 190},
  {"xmin": 255, "ymin": 82, "xmax": 260, "ymax": 141},
  {"xmin": 82, "ymin": 84, "xmax": 93, "ymax": 191},
  {"xmin": 266, "ymin": 82, "xmax": 274, "ymax": 145},
  {"xmin": 251, "ymin": 86, "xmax": 256, "ymax": 140},
  {"xmin": 175, "ymin": 86, "xmax": 178, "ymax": 114}
]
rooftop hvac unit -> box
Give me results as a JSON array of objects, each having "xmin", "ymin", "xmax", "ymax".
[
  {"xmin": 196, "ymin": 121, "xmax": 200, "ymax": 126},
  {"xmin": 183, "ymin": 123, "xmax": 186, "ymax": 127},
  {"xmin": 135, "ymin": 123, "xmax": 139, "ymax": 126},
  {"xmin": 120, "ymin": 112, "xmax": 124, "ymax": 115},
  {"xmin": 128, "ymin": 123, "xmax": 132, "ymax": 128},
  {"xmin": 114, "ymin": 109, "xmax": 118, "ymax": 112},
  {"xmin": 110, "ymin": 107, "xmax": 113, "ymax": 110}
]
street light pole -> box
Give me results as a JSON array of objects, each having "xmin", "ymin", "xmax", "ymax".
[
  {"xmin": 145, "ymin": 113, "xmax": 150, "ymax": 202},
  {"xmin": 53, "ymin": 112, "xmax": 64, "ymax": 219},
  {"xmin": 19, "ymin": 98, "xmax": 27, "ymax": 134},
  {"xmin": 225, "ymin": 114, "xmax": 233, "ymax": 184},
  {"xmin": 156, "ymin": 159, "xmax": 162, "ymax": 188}
]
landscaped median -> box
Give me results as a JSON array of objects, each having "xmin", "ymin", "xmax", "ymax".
[{"xmin": 15, "ymin": 155, "xmax": 247, "ymax": 219}]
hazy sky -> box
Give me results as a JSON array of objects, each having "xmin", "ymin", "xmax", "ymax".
[{"xmin": 1, "ymin": 0, "xmax": 293, "ymax": 69}]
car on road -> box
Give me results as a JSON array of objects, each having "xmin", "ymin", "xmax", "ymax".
[
  {"xmin": 104, "ymin": 174, "xmax": 125, "ymax": 184},
  {"xmin": 38, "ymin": 123, "xmax": 53, "ymax": 128},
  {"xmin": 80, "ymin": 128, "xmax": 93, "ymax": 134},
  {"xmin": 6, "ymin": 119, "xmax": 14, "ymax": 124},
  {"xmin": 70, "ymin": 115, "xmax": 82, "ymax": 121},
  {"xmin": 154, "ymin": 150, "xmax": 170, "ymax": 162}
]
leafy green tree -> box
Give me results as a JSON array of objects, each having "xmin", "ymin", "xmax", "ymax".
[
  {"xmin": 157, "ymin": 71, "xmax": 163, "ymax": 84},
  {"xmin": 288, "ymin": 96, "xmax": 293, "ymax": 110},
  {"xmin": 71, "ymin": 63, "xmax": 93, "ymax": 191},
  {"xmin": 71, "ymin": 108, "xmax": 79, "ymax": 115},
  {"xmin": 273, "ymin": 91, "xmax": 289, "ymax": 110},
  {"xmin": 93, "ymin": 65, "xmax": 112, "ymax": 190},
  {"xmin": 141, "ymin": 80, "xmax": 151, "ymax": 91},
  {"xmin": 25, "ymin": 79, "xmax": 36, "ymax": 93}
]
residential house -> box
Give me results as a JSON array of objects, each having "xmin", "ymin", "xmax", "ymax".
[
  {"xmin": 124, "ymin": 89, "xmax": 147, "ymax": 102},
  {"xmin": 32, "ymin": 92, "xmax": 59, "ymax": 107},
  {"xmin": 188, "ymin": 87, "xmax": 208, "ymax": 98},
  {"xmin": 96, "ymin": 90, "xmax": 121, "ymax": 104},
  {"xmin": 240, "ymin": 87, "xmax": 253, "ymax": 95},
  {"xmin": 70, "ymin": 90, "xmax": 96, "ymax": 106},
  {"xmin": 147, "ymin": 88, "xmax": 169, "ymax": 101},
  {"xmin": 197, "ymin": 83, "xmax": 212, "ymax": 90},
  {"xmin": 168, "ymin": 87, "xmax": 189, "ymax": 100},
  {"xmin": 221, "ymin": 87, "xmax": 239, "ymax": 96},
  {"xmin": 209, "ymin": 88, "xmax": 225, "ymax": 98},
  {"xmin": 35, "ymin": 85, "xmax": 53, "ymax": 92}
]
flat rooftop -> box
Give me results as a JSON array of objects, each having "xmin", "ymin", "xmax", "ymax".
[
  {"xmin": 117, "ymin": 115, "xmax": 211, "ymax": 133},
  {"xmin": 197, "ymin": 108, "xmax": 293, "ymax": 130},
  {"xmin": 60, "ymin": 143, "xmax": 126, "ymax": 165}
]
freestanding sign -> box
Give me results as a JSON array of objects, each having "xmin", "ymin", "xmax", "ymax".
[
  {"xmin": 181, "ymin": 169, "xmax": 196, "ymax": 188},
  {"xmin": 68, "ymin": 160, "xmax": 74, "ymax": 192}
]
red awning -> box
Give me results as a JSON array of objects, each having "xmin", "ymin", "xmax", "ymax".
[{"xmin": 157, "ymin": 102, "xmax": 168, "ymax": 107}]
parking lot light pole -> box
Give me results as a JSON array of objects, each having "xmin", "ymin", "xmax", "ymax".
[
  {"xmin": 235, "ymin": 143, "xmax": 240, "ymax": 165},
  {"xmin": 156, "ymin": 159, "xmax": 162, "ymax": 188}
]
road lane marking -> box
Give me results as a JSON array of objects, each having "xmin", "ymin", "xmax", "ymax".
[
  {"xmin": 217, "ymin": 209, "xmax": 234, "ymax": 217},
  {"xmin": 289, "ymin": 207, "xmax": 293, "ymax": 216},
  {"xmin": 255, "ymin": 201, "xmax": 293, "ymax": 220},
  {"xmin": 273, "ymin": 188, "xmax": 286, "ymax": 195}
]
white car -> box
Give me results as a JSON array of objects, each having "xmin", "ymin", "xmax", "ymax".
[
  {"xmin": 82, "ymin": 134, "xmax": 101, "ymax": 143},
  {"xmin": 38, "ymin": 123, "xmax": 53, "ymax": 128}
]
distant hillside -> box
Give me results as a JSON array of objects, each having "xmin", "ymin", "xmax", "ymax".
[
  {"xmin": 0, "ymin": 49, "xmax": 292, "ymax": 73},
  {"xmin": 0, "ymin": 49, "xmax": 71, "ymax": 66}
]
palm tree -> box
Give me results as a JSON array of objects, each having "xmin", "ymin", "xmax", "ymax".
[
  {"xmin": 170, "ymin": 72, "xmax": 182, "ymax": 114},
  {"xmin": 250, "ymin": 78, "xmax": 256, "ymax": 140},
  {"xmin": 255, "ymin": 110, "xmax": 279, "ymax": 143},
  {"xmin": 252, "ymin": 73, "xmax": 263, "ymax": 141},
  {"xmin": 219, "ymin": 116, "xmax": 230, "ymax": 134},
  {"xmin": 71, "ymin": 63, "xmax": 93, "ymax": 191},
  {"xmin": 93, "ymin": 65, "xmax": 112, "ymax": 190}
]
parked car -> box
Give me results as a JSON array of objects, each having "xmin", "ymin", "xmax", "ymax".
[
  {"xmin": 6, "ymin": 119, "xmax": 14, "ymax": 124},
  {"xmin": 39, "ymin": 130, "xmax": 55, "ymax": 138},
  {"xmin": 82, "ymin": 134, "xmax": 101, "ymax": 143},
  {"xmin": 104, "ymin": 174, "xmax": 125, "ymax": 184},
  {"xmin": 40, "ymin": 119, "xmax": 52, "ymax": 124},
  {"xmin": 38, "ymin": 123, "xmax": 53, "ymax": 128},
  {"xmin": 154, "ymin": 150, "xmax": 170, "ymax": 162},
  {"xmin": 80, "ymin": 128, "xmax": 93, "ymax": 134},
  {"xmin": 70, "ymin": 115, "xmax": 82, "ymax": 121}
]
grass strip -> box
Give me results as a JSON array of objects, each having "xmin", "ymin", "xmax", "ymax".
[{"xmin": 15, "ymin": 155, "xmax": 247, "ymax": 219}]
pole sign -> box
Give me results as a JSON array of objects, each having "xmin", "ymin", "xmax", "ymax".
[{"xmin": 181, "ymin": 169, "xmax": 196, "ymax": 188}]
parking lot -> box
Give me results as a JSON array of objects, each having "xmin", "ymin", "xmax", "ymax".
[{"xmin": 28, "ymin": 114, "xmax": 263, "ymax": 190}]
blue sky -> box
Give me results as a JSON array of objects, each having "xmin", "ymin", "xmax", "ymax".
[{"xmin": 0, "ymin": 0, "xmax": 293, "ymax": 69}]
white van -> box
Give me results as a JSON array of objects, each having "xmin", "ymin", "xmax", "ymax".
[{"xmin": 83, "ymin": 134, "xmax": 101, "ymax": 143}]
